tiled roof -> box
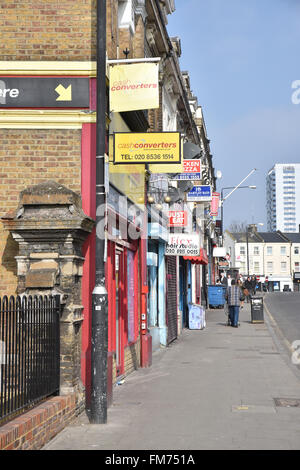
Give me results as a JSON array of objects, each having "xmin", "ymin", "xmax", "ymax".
[
  {"xmin": 281, "ymin": 233, "xmax": 300, "ymax": 243},
  {"xmin": 228, "ymin": 231, "xmax": 300, "ymax": 243}
]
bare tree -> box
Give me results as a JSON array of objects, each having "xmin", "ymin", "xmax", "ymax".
[{"xmin": 228, "ymin": 220, "xmax": 248, "ymax": 233}]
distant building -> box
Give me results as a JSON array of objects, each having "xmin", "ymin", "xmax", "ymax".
[
  {"xmin": 266, "ymin": 163, "xmax": 300, "ymax": 232},
  {"xmin": 224, "ymin": 225, "xmax": 300, "ymax": 291}
]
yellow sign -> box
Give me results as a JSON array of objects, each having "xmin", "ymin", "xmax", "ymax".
[
  {"xmin": 109, "ymin": 63, "xmax": 159, "ymax": 112},
  {"xmin": 114, "ymin": 132, "xmax": 181, "ymax": 165},
  {"xmin": 109, "ymin": 136, "xmax": 145, "ymax": 206},
  {"xmin": 149, "ymin": 140, "xmax": 184, "ymax": 173}
]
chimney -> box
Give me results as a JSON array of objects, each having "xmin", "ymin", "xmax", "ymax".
[{"xmin": 248, "ymin": 224, "xmax": 257, "ymax": 234}]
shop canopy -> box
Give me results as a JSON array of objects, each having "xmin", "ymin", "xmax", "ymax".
[{"xmin": 183, "ymin": 248, "xmax": 208, "ymax": 265}]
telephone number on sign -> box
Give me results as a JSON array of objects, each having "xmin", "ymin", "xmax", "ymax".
[
  {"xmin": 166, "ymin": 248, "xmax": 199, "ymax": 255},
  {"xmin": 120, "ymin": 153, "xmax": 175, "ymax": 161}
]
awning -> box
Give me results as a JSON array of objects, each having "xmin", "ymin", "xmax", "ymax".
[{"xmin": 183, "ymin": 248, "xmax": 208, "ymax": 265}]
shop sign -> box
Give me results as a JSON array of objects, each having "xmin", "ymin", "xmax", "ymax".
[
  {"xmin": 219, "ymin": 261, "xmax": 229, "ymax": 267},
  {"xmin": 186, "ymin": 185, "xmax": 212, "ymax": 202},
  {"xmin": 168, "ymin": 211, "xmax": 187, "ymax": 227},
  {"xmin": 165, "ymin": 233, "xmax": 200, "ymax": 256},
  {"xmin": 109, "ymin": 62, "xmax": 159, "ymax": 112},
  {"xmin": 113, "ymin": 132, "xmax": 181, "ymax": 164},
  {"xmin": 0, "ymin": 77, "xmax": 89, "ymax": 108},
  {"xmin": 172, "ymin": 159, "xmax": 201, "ymax": 181},
  {"xmin": 183, "ymin": 159, "xmax": 201, "ymax": 173},
  {"xmin": 173, "ymin": 173, "xmax": 201, "ymax": 181},
  {"xmin": 210, "ymin": 192, "xmax": 220, "ymax": 216}
]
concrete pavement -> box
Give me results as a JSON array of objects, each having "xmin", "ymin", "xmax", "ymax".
[{"xmin": 44, "ymin": 298, "xmax": 300, "ymax": 450}]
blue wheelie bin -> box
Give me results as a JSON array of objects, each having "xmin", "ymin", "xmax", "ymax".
[{"xmin": 208, "ymin": 285, "xmax": 226, "ymax": 308}]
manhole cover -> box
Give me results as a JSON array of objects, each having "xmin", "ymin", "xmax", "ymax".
[{"xmin": 274, "ymin": 398, "xmax": 300, "ymax": 408}]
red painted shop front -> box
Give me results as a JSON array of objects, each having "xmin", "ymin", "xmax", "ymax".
[{"xmin": 106, "ymin": 210, "xmax": 140, "ymax": 390}]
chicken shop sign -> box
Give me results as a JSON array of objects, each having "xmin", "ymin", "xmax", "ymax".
[{"xmin": 165, "ymin": 234, "xmax": 200, "ymax": 256}]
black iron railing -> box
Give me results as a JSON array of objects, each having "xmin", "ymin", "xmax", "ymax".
[{"xmin": 0, "ymin": 295, "xmax": 60, "ymax": 423}]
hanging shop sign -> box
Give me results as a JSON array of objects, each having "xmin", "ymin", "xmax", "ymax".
[
  {"xmin": 0, "ymin": 77, "xmax": 90, "ymax": 108},
  {"xmin": 183, "ymin": 159, "xmax": 201, "ymax": 173},
  {"xmin": 210, "ymin": 192, "xmax": 220, "ymax": 216},
  {"xmin": 172, "ymin": 159, "xmax": 202, "ymax": 181},
  {"xmin": 165, "ymin": 233, "xmax": 200, "ymax": 257},
  {"xmin": 113, "ymin": 132, "xmax": 181, "ymax": 164},
  {"xmin": 186, "ymin": 185, "xmax": 212, "ymax": 202},
  {"xmin": 173, "ymin": 172, "xmax": 201, "ymax": 181},
  {"xmin": 109, "ymin": 62, "xmax": 159, "ymax": 113},
  {"xmin": 168, "ymin": 211, "xmax": 187, "ymax": 227}
]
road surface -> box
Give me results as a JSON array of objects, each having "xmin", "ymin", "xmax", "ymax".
[{"xmin": 264, "ymin": 293, "xmax": 300, "ymax": 348}]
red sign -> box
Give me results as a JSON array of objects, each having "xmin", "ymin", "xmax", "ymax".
[
  {"xmin": 183, "ymin": 159, "xmax": 201, "ymax": 173},
  {"xmin": 168, "ymin": 211, "xmax": 187, "ymax": 227},
  {"xmin": 210, "ymin": 192, "xmax": 220, "ymax": 216}
]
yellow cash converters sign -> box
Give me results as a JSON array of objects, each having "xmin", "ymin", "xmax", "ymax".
[
  {"xmin": 113, "ymin": 132, "xmax": 181, "ymax": 165},
  {"xmin": 109, "ymin": 62, "xmax": 159, "ymax": 112}
]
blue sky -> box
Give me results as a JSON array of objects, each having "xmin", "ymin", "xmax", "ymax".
[{"xmin": 167, "ymin": 0, "xmax": 300, "ymax": 230}]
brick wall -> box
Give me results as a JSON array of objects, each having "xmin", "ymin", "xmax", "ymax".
[
  {"xmin": 0, "ymin": 128, "xmax": 81, "ymax": 296},
  {"xmin": 106, "ymin": 2, "xmax": 146, "ymax": 60},
  {"xmin": 0, "ymin": 394, "xmax": 81, "ymax": 450},
  {"xmin": 0, "ymin": 0, "xmax": 97, "ymax": 61}
]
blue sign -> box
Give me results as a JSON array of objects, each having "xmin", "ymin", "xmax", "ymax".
[
  {"xmin": 172, "ymin": 173, "xmax": 201, "ymax": 181},
  {"xmin": 186, "ymin": 185, "xmax": 212, "ymax": 201}
]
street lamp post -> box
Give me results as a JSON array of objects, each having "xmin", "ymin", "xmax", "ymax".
[
  {"xmin": 90, "ymin": 0, "xmax": 108, "ymax": 425},
  {"xmin": 221, "ymin": 185, "xmax": 256, "ymax": 235}
]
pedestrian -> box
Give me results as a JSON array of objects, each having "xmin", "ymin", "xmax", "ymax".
[
  {"xmin": 221, "ymin": 273, "xmax": 227, "ymax": 286},
  {"xmin": 243, "ymin": 276, "xmax": 252, "ymax": 303},
  {"xmin": 237, "ymin": 279, "xmax": 245, "ymax": 309},
  {"xmin": 222, "ymin": 273, "xmax": 232, "ymax": 287},
  {"xmin": 225, "ymin": 279, "xmax": 245, "ymax": 327},
  {"xmin": 250, "ymin": 275, "xmax": 257, "ymax": 297}
]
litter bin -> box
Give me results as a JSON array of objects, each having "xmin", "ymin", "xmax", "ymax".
[{"xmin": 250, "ymin": 297, "xmax": 264, "ymax": 323}]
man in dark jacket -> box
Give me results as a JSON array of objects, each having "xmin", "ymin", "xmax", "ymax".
[
  {"xmin": 250, "ymin": 275, "xmax": 257, "ymax": 297},
  {"xmin": 243, "ymin": 276, "xmax": 252, "ymax": 303}
]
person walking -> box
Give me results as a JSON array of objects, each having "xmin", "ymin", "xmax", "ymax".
[
  {"xmin": 222, "ymin": 273, "xmax": 232, "ymax": 287},
  {"xmin": 243, "ymin": 276, "xmax": 252, "ymax": 303},
  {"xmin": 237, "ymin": 279, "xmax": 245, "ymax": 310},
  {"xmin": 221, "ymin": 273, "xmax": 228, "ymax": 286},
  {"xmin": 225, "ymin": 279, "xmax": 245, "ymax": 328},
  {"xmin": 250, "ymin": 275, "xmax": 257, "ymax": 297}
]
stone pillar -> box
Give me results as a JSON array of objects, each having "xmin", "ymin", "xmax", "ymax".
[{"xmin": 2, "ymin": 181, "xmax": 94, "ymax": 406}]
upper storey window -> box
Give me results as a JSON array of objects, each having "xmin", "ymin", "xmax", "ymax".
[{"xmin": 118, "ymin": 0, "xmax": 135, "ymax": 35}]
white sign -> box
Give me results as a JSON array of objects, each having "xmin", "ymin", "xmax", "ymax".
[
  {"xmin": 213, "ymin": 247, "xmax": 226, "ymax": 258},
  {"xmin": 165, "ymin": 233, "xmax": 200, "ymax": 256}
]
